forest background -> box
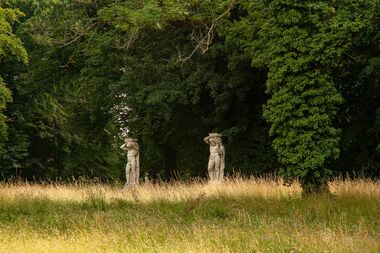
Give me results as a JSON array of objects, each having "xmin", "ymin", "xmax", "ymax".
[{"xmin": 0, "ymin": 0, "xmax": 379, "ymax": 192}]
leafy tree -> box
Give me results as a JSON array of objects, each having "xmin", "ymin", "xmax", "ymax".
[
  {"xmin": 14, "ymin": 0, "xmax": 125, "ymax": 179},
  {"xmin": 0, "ymin": 6, "xmax": 27, "ymax": 138},
  {"xmin": 333, "ymin": 1, "xmax": 380, "ymax": 177},
  {"xmin": 0, "ymin": 6, "xmax": 27, "ymax": 176},
  {"xmin": 222, "ymin": 0, "xmax": 375, "ymax": 193},
  {"xmin": 100, "ymin": 0, "xmax": 277, "ymax": 179}
]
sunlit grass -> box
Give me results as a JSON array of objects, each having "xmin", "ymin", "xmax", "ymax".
[{"xmin": 0, "ymin": 178, "xmax": 379, "ymax": 252}]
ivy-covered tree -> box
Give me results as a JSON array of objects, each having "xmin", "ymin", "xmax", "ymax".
[{"xmin": 222, "ymin": 0, "xmax": 377, "ymax": 193}]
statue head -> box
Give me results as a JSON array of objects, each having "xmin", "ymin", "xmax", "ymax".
[
  {"xmin": 125, "ymin": 138, "xmax": 138, "ymax": 143},
  {"xmin": 208, "ymin": 133, "xmax": 222, "ymax": 138},
  {"xmin": 207, "ymin": 133, "xmax": 222, "ymax": 146},
  {"xmin": 125, "ymin": 138, "xmax": 139, "ymax": 150}
]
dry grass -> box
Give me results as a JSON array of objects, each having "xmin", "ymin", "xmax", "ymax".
[
  {"xmin": 0, "ymin": 178, "xmax": 302, "ymax": 203},
  {"xmin": 0, "ymin": 178, "xmax": 379, "ymax": 252},
  {"xmin": 1, "ymin": 177, "xmax": 379, "ymax": 203}
]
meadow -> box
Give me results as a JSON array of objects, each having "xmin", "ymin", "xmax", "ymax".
[{"xmin": 0, "ymin": 178, "xmax": 379, "ymax": 253}]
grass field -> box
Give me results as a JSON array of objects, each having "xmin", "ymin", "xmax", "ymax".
[{"xmin": 0, "ymin": 178, "xmax": 379, "ymax": 252}]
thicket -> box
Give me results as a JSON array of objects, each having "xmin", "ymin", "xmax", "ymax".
[{"xmin": 0, "ymin": 0, "xmax": 379, "ymax": 193}]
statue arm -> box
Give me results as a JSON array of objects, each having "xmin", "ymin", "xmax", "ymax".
[
  {"xmin": 120, "ymin": 143, "xmax": 126, "ymax": 150},
  {"xmin": 136, "ymin": 152, "xmax": 140, "ymax": 168},
  {"xmin": 220, "ymin": 145, "xmax": 225, "ymax": 171},
  {"xmin": 204, "ymin": 136, "xmax": 210, "ymax": 144},
  {"xmin": 217, "ymin": 145, "xmax": 225, "ymax": 156}
]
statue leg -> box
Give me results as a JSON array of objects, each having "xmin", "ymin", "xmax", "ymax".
[
  {"xmin": 130, "ymin": 161, "xmax": 136, "ymax": 186},
  {"xmin": 125, "ymin": 163, "xmax": 131, "ymax": 186},
  {"xmin": 219, "ymin": 167, "xmax": 224, "ymax": 181},
  {"xmin": 135, "ymin": 161, "xmax": 139, "ymax": 186},
  {"xmin": 214, "ymin": 155, "xmax": 221, "ymax": 181},
  {"xmin": 208, "ymin": 157, "xmax": 215, "ymax": 181}
]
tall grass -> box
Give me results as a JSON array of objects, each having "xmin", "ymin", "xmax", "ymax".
[{"xmin": 0, "ymin": 178, "xmax": 379, "ymax": 252}]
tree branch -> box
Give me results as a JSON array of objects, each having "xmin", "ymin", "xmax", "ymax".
[{"xmin": 176, "ymin": 1, "xmax": 235, "ymax": 64}]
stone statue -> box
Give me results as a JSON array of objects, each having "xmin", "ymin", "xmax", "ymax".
[
  {"xmin": 204, "ymin": 133, "xmax": 225, "ymax": 181},
  {"xmin": 120, "ymin": 138, "xmax": 140, "ymax": 187}
]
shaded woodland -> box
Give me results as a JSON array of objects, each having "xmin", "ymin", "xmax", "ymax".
[{"xmin": 0, "ymin": 0, "xmax": 379, "ymax": 192}]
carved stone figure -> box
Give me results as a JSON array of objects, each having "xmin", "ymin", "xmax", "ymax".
[
  {"xmin": 204, "ymin": 133, "xmax": 225, "ymax": 181},
  {"xmin": 120, "ymin": 138, "xmax": 140, "ymax": 187}
]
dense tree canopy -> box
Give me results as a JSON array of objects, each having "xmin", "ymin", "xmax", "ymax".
[
  {"xmin": 0, "ymin": 0, "xmax": 378, "ymax": 193},
  {"xmin": 0, "ymin": 6, "xmax": 27, "ymax": 171}
]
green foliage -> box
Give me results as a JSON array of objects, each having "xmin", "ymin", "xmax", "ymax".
[
  {"xmin": 0, "ymin": 0, "xmax": 379, "ymax": 188},
  {"xmin": 0, "ymin": 6, "xmax": 27, "ymax": 164},
  {"xmin": 0, "ymin": 77, "xmax": 12, "ymax": 142},
  {"xmin": 332, "ymin": 2, "xmax": 380, "ymax": 176},
  {"xmin": 97, "ymin": 0, "xmax": 276, "ymax": 178},
  {"xmin": 0, "ymin": 0, "xmax": 122, "ymax": 179},
  {"xmin": 12, "ymin": 0, "xmax": 124, "ymax": 179},
  {"xmin": 0, "ymin": 7, "xmax": 27, "ymax": 63},
  {"xmin": 221, "ymin": 0, "xmax": 378, "ymax": 192}
]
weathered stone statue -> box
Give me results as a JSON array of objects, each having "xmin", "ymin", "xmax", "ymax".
[
  {"xmin": 120, "ymin": 138, "xmax": 140, "ymax": 187},
  {"xmin": 204, "ymin": 133, "xmax": 225, "ymax": 181}
]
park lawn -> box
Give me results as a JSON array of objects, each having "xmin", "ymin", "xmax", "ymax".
[{"xmin": 0, "ymin": 179, "xmax": 379, "ymax": 253}]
